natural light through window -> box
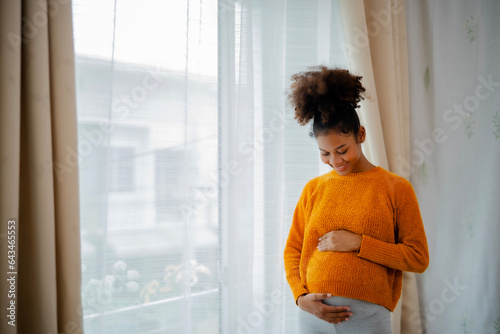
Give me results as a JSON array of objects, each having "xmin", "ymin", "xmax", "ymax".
[{"xmin": 73, "ymin": 0, "xmax": 219, "ymax": 332}]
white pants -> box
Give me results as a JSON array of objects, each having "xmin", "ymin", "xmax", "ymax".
[{"xmin": 298, "ymin": 296, "xmax": 392, "ymax": 334}]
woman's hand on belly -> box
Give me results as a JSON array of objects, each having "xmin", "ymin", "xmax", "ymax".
[
  {"xmin": 317, "ymin": 230, "xmax": 362, "ymax": 252},
  {"xmin": 297, "ymin": 293, "xmax": 352, "ymax": 324}
]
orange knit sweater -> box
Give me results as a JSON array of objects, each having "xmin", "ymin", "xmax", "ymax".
[{"xmin": 284, "ymin": 167, "xmax": 429, "ymax": 311}]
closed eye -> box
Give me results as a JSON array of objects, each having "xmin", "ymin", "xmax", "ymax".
[{"xmin": 321, "ymin": 149, "xmax": 347, "ymax": 156}]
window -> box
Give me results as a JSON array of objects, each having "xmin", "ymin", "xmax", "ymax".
[
  {"xmin": 74, "ymin": 0, "xmax": 219, "ymax": 332},
  {"xmin": 109, "ymin": 147, "xmax": 135, "ymax": 192}
]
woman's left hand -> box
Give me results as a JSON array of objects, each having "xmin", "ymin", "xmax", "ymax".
[{"xmin": 318, "ymin": 230, "xmax": 362, "ymax": 252}]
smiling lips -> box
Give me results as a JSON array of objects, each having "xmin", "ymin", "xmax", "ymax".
[{"xmin": 335, "ymin": 162, "xmax": 349, "ymax": 171}]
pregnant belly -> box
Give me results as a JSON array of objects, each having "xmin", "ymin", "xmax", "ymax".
[{"xmin": 305, "ymin": 250, "xmax": 389, "ymax": 287}]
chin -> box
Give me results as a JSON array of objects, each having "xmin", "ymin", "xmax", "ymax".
[{"xmin": 336, "ymin": 169, "xmax": 351, "ymax": 175}]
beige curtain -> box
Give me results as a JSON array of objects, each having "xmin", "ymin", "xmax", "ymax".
[
  {"xmin": 0, "ymin": 1, "xmax": 83, "ymax": 333},
  {"xmin": 338, "ymin": 0, "xmax": 423, "ymax": 333}
]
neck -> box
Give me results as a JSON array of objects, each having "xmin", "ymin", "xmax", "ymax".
[{"xmin": 353, "ymin": 153, "xmax": 376, "ymax": 173}]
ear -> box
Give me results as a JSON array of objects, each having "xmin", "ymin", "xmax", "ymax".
[{"xmin": 357, "ymin": 126, "xmax": 366, "ymax": 144}]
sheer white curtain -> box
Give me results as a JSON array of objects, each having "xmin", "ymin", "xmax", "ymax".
[
  {"xmin": 219, "ymin": 1, "xmax": 347, "ymax": 332},
  {"xmin": 74, "ymin": 0, "xmax": 219, "ymax": 332},
  {"xmin": 406, "ymin": 0, "xmax": 500, "ymax": 333},
  {"xmin": 73, "ymin": 0, "xmax": 348, "ymax": 333}
]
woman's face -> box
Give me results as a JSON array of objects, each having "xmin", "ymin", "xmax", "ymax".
[{"xmin": 316, "ymin": 127, "xmax": 366, "ymax": 176}]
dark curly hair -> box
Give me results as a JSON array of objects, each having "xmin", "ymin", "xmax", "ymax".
[{"xmin": 288, "ymin": 66, "xmax": 366, "ymax": 138}]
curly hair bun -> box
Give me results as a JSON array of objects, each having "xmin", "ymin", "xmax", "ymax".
[{"xmin": 289, "ymin": 66, "xmax": 365, "ymax": 126}]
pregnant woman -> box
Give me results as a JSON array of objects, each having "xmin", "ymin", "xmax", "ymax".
[{"xmin": 284, "ymin": 66, "xmax": 429, "ymax": 334}]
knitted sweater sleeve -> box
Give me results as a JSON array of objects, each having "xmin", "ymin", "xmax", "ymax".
[
  {"xmin": 284, "ymin": 184, "xmax": 311, "ymax": 302},
  {"xmin": 357, "ymin": 179, "xmax": 429, "ymax": 273}
]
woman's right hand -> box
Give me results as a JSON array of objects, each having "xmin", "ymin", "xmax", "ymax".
[{"xmin": 297, "ymin": 293, "xmax": 352, "ymax": 324}]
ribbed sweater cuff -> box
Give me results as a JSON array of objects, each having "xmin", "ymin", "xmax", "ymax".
[
  {"xmin": 358, "ymin": 235, "xmax": 395, "ymax": 265},
  {"xmin": 287, "ymin": 275, "xmax": 309, "ymax": 304}
]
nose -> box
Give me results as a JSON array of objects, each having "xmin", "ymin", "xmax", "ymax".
[{"xmin": 330, "ymin": 154, "xmax": 343, "ymax": 167}]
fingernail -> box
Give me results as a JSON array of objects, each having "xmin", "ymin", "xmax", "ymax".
[{"xmin": 345, "ymin": 317, "xmax": 350, "ymax": 321}]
